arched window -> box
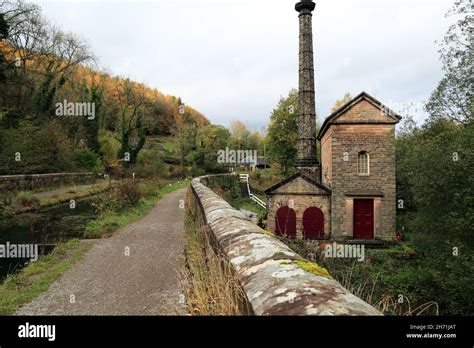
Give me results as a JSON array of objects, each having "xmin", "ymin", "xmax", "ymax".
[{"xmin": 358, "ymin": 151, "xmax": 369, "ymax": 175}]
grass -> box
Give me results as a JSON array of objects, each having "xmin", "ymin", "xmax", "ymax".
[
  {"xmin": 155, "ymin": 135, "xmax": 175, "ymax": 153},
  {"xmin": 180, "ymin": 189, "xmax": 251, "ymax": 315},
  {"xmin": 84, "ymin": 179, "xmax": 189, "ymax": 239},
  {"xmin": 228, "ymin": 196, "xmax": 267, "ymax": 223},
  {"xmin": 38, "ymin": 182, "xmax": 112, "ymax": 207},
  {"xmin": 246, "ymin": 167, "xmax": 289, "ymax": 193},
  {"xmin": 0, "ymin": 178, "xmax": 189, "ymax": 315},
  {"xmin": 160, "ymin": 142, "xmax": 175, "ymax": 153},
  {"xmin": 2, "ymin": 180, "xmax": 113, "ymax": 215},
  {"xmin": 235, "ymin": 198, "xmax": 265, "ymax": 215},
  {"xmin": 0, "ymin": 239, "xmax": 92, "ymax": 315},
  {"xmin": 284, "ymin": 238, "xmax": 442, "ymax": 315}
]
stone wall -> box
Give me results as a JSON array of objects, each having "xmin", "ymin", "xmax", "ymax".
[
  {"xmin": 320, "ymin": 127, "xmax": 333, "ymax": 187},
  {"xmin": 190, "ymin": 175, "xmax": 380, "ymax": 315},
  {"xmin": 0, "ymin": 172, "xmax": 96, "ymax": 192}
]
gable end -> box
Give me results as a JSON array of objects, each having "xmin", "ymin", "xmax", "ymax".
[{"xmin": 317, "ymin": 91, "xmax": 402, "ymax": 140}]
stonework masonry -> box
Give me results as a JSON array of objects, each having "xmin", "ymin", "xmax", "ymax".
[
  {"xmin": 266, "ymin": 93, "xmax": 400, "ymax": 241},
  {"xmin": 318, "ymin": 95, "xmax": 400, "ymax": 239},
  {"xmin": 295, "ymin": 1, "xmax": 318, "ymax": 170},
  {"xmin": 266, "ymin": 176, "xmax": 331, "ymax": 238},
  {"xmin": 191, "ymin": 175, "xmax": 381, "ymax": 315},
  {"xmin": 0, "ymin": 172, "xmax": 96, "ymax": 192},
  {"xmin": 265, "ymin": 1, "xmax": 400, "ymax": 242},
  {"xmin": 323, "ymin": 124, "xmax": 397, "ymax": 239}
]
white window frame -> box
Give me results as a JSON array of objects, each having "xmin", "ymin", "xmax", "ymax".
[{"xmin": 358, "ymin": 151, "xmax": 370, "ymax": 176}]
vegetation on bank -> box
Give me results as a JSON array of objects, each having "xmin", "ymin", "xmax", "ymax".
[
  {"xmin": 282, "ymin": 239, "xmax": 439, "ymax": 315},
  {"xmin": 207, "ymin": 162, "xmax": 473, "ymax": 315},
  {"xmin": 84, "ymin": 179, "xmax": 189, "ymax": 239},
  {"xmin": 0, "ymin": 0, "xmax": 212, "ymax": 178},
  {"xmin": 0, "ymin": 180, "xmax": 113, "ymax": 216},
  {"xmin": 1, "ymin": 2, "xmax": 268, "ymax": 180},
  {"xmin": 180, "ymin": 189, "xmax": 250, "ymax": 315},
  {"xmin": 248, "ymin": 167, "xmax": 288, "ymax": 193},
  {"xmin": 0, "ymin": 1, "xmax": 268, "ymax": 180},
  {"xmin": 235, "ymin": 0, "xmax": 473, "ymax": 315},
  {"xmin": 0, "ymin": 239, "xmax": 92, "ymax": 315},
  {"xmin": 0, "ymin": 178, "xmax": 189, "ymax": 314},
  {"xmin": 0, "ymin": 0, "xmax": 471, "ymax": 317}
]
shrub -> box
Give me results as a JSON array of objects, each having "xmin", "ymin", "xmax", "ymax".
[
  {"xmin": 98, "ymin": 131, "xmax": 121, "ymax": 166},
  {"xmin": 131, "ymin": 149, "xmax": 169, "ymax": 178},
  {"xmin": 162, "ymin": 155, "xmax": 181, "ymax": 165},
  {"xmin": 0, "ymin": 120, "xmax": 74, "ymax": 174},
  {"xmin": 249, "ymin": 167, "xmax": 288, "ymax": 192},
  {"xmin": 114, "ymin": 179, "xmax": 142, "ymax": 209},
  {"xmin": 15, "ymin": 192, "xmax": 40, "ymax": 209},
  {"xmin": 91, "ymin": 190, "xmax": 120, "ymax": 215},
  {"xmin": 73, "ymin": 148, "xmax": 103, "ymax": 173},
  {"xmin": 91, "ymin": 179, "xmax": 142, "ymax": 214},
  {"xmin": 139, "ymin": 178, "xmax": 166, "ymax": 197},
  {"xmin": 169, "ymin": 165, "xmax": 187, "ymax": 178},
  {"xmin": 188, "ymin": 165, "xmax": 205, "ymax": 178}
]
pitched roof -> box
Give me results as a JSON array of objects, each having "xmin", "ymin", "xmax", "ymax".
[
  {"xmin": 264, "ymin": 171, "xmax": 332, "ymax": 194},
  {"xmin": 317, "ymin": 91, "xmax": 402, "ymax": 140}
]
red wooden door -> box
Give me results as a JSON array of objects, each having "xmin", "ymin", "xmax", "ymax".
[
  {"xmin": 275, "ymin": 206, "xmax": 296, "ymax": 239},
  {"xmin": 353, "ymin": 199, "xmax": 374, "ymax": 239},
  {"xmin": 303, "ymin": 207, "xmax": 324, "ymax": 240}
]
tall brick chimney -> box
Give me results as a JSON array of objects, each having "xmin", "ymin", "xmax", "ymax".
[{"xmin": 295, "ymin": 0, "xmax": 319, "ymax": 176}]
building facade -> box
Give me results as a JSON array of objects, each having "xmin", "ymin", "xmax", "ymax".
[
  {"xmin": 265, "ymin": 1, "xmax": 401, "ymax": 242},
  {"xmin": 266, "ymin": 92, "xmax": 401, "ymax": 241}
]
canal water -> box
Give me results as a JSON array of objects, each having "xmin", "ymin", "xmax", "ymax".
[{"xmin": 0, "ymin": 198, "xmax": 97, "ymax": 281}]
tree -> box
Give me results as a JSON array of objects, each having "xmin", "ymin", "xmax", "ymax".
[
  {"xmin": 78, "ymin": 73, "xmax": 106, "ymax": 154},
  {"xmin": 2, "ymin": 1, "xmax": 93, "ymax": 119},
  {"xmin": 195, "ymin": 124, "xmax": 230, "ymax": 172},
  {"xmin": 229, "ymin": 120, "xmax": 250, "ymax": 150},
  {"xmin": 0, "ymin": 120, "xmax": 74, "ymax": 174},
  {"xmin": 114, "ymin": 78, "xmax": 148, "ymax": 165},
  {"xmin": 248, "ymin": 130, "xmax": 264, "ymax": 152},
  {"xmin": 331, "ymin": 92, "xmax": 352, "ymax": 113},
  {"xmin": 31, "ymin": 27, "xmax": 94, "ymax": 119},
  {"xmin": 425, "ymin": 0, "xmax": 473, "ymax": 125},
  {"xmin": 148, "ymin": 96, "xmax": 174, "ymax": 135},
  {"xmin": 266, "ymin": 89, "xmax": 298, "ymax": 173},
  {"xmin": 0, "ymin": 0, "xmax": 42, "ymax": 112},
  {"xmin": 0, "ymin": 12, "xmax": 8, "ymax": 84},
  {"xmin": 0, "ymin": 0, "xmax": 212, "ymax": 176},
  {"xmin": 396, "ymin": 0, "xmax": 474, "ymax": 246},
  {"xmin": 0, "ymin": 11, "xmax": 7, "ymax": 39},
  {"xmin": 396, "ymin": 120, "xmax": 474, "ymax": 245}
]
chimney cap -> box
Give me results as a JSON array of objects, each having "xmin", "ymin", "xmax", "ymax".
[{"xmin": 295, "ymin": 0, "xmax": 316, "ymax": 12}]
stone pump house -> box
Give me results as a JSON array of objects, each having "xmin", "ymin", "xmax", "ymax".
[{"xmin": 265, "ymin": 0, "xmax": 401, "ymax": 242}]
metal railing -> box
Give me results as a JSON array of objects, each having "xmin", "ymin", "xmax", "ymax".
[{"xmin": 239, "ymin": 174, "xmax": 266, "ymax": 209}]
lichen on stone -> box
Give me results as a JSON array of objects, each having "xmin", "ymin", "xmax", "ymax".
[
  {"xmin": 259, "ymin": 229, "xmax": 274, "ymax": 236},
  {"xmin": 271, "ymin": 251, "xmax": 294, "ymax": 260},
  {"xmin": 294, "ymin": 259, "xmax": 333, "ymax": 280}
]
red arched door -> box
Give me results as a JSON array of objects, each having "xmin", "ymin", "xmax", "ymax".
[
  {"xmin": 303, "ymin": 207, "xmax": 324, "ymax": 240},
  {"xmin": 275, "ymin": 206, "xmax": 296, "ymax": 239}
]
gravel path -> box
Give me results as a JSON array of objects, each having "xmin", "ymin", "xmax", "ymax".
[{"xmin": 15, "ymin": 187, "xmax": 187, "ymax": 315}]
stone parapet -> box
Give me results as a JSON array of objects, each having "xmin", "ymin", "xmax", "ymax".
[{"xmin": 190, "ymin": 175, "xmax": 381, "ymax": 315}]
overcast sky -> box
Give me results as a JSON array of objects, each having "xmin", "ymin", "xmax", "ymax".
[{"xmin": 31, "ymin": 0, "xmax": 454, "ymax": 131}]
